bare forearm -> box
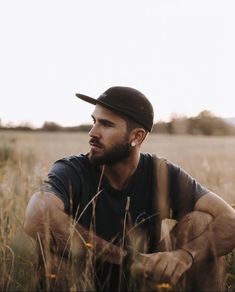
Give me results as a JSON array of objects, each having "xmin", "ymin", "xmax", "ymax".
[
  {"xmin": 47, "ymin": 210, "xmax": 125, "ymax": 264},
  {"xmin": 23, "ymin": 193, "xmax": 125, "ymax": 264},
  {"xmin": 73, "ymin": 220, "xmax": 126, "ymax": 264}
]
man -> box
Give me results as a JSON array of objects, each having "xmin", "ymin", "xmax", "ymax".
[{"xmin": 24, "ymin": 86, "xmax": 235, "ymax": 291}]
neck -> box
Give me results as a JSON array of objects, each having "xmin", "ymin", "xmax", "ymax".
[{"xmin": 103, "ymin": 151, "xmax": 140, "ymax": 191}]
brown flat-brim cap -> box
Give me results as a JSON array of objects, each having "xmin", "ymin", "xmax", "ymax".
[{"xmin": 75, "ymin": 86, "xmax": 154, "ymax": 132}]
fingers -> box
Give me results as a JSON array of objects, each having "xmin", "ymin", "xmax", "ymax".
[
  {"xmin": 145, "ymin": 254, "xmax": 166, "ymax": 283},
  {"xmin": 143, "ymin": 251, "xmax": 190, "ymax": 286},
  {"xmin": 170, "ymin": 267, "xmax": 185, "ymax": 286},
  {"xmin": 159, "ymin": 261, "xmax": 177, "ymax": 284},
  {"xmin": 144, "ymin": 256, "xmax": 174, "ymax": 291},
  {"xmin": 130, "ymin": 253, "xmax": 150, "ymax": 279},
  {"xmin": 162, "ymin": 261, "xmax": 185, "ymax": 285}
]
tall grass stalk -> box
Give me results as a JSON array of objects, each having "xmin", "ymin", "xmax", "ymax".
[{"xmin": 0, "ymin": 132, "xmax": 234, "ymax": 290}]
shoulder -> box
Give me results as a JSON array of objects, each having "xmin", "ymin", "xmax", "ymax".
[
  {"xmin": 55, "ymin": 153, "xmax": 90, "ymax": 166},
  {"xmin": 51, "ymin": 153, "xmax": 91, "ymax": 172},
  {"xmin": 46, "ymin": 153, "xmax": 95, "ymax": 186},
  {"xmin": 43, "ymin": 154, "xmax": 95, "ymax": 214}
]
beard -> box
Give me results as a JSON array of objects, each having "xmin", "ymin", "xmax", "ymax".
[{"xmin": 89, "ymin": 137, "xmax": 132, "ymax": 166}]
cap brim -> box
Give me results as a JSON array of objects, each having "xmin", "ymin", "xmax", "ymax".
[
  {"xmin": 75, "ymin": 93, "xmax": 97, "ymax": 105},
  {"xmin": 76, "ymin": 93, "xmax": 118, "ymax": 112},
  {"xmin": 76, "ymin": 92, "xmax": 141, "ymax": 125}
]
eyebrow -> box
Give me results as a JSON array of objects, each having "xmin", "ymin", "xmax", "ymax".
[{"xmin": 91, "ymin": 115, "xmax": 116, "ymax": 127}]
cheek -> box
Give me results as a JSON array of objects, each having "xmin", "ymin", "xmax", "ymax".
[
  {"xmin": 103, "ymin": 129, "xmax": 120, "ymax": 140},
  {"xmin": 106, "ymin": 135, "xmax": 121, "ymax": 147},
  {"xmin": 102, "ymin": 126, "xmax": 129, "ymax": 144}
]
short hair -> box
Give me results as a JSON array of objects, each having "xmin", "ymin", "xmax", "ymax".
[{"xmin": 123, "ymin": 114, "xmax": 148, "ymax": 134}]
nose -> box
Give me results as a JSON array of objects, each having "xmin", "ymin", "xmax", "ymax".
[{"xmin": 89, "ymin": 123, "xmax": 101, "ymax": 139}]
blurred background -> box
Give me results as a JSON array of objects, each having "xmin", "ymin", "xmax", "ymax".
[
  {"xmin": 1, "ymin": 2, "xmax": 235, "ymax": 289},
  {"xmin": 0, "ymin": 0, "xmax": 235, "ymax": 131}
]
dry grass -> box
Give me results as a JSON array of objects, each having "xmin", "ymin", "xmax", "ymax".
[{"xmin": 0, "ymin": 131, "xmax": 235, "ymax": 291}]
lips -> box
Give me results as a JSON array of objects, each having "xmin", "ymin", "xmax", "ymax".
[{"xmin": 89, "ymin": 139, "xmax": 103, "ymax": 150}]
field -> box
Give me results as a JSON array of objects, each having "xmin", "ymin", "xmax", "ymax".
[{"xmin": 0, "ymin": 131, "xmax": 235, "ymax": 291}]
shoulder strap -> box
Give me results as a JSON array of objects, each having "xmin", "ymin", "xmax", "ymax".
[{"xmin": 152, "ymin": 154, "xmax": 171, "ymax": 219}]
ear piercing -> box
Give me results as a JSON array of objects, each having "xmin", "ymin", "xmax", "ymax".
[{"xmin": 131, "ymin": 142, "xmax": 136, "ymax": 147}]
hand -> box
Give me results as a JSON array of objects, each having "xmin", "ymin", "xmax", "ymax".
[{"xmin": 144, "ymin": 249, "xmax": 193, "ymax": 286}]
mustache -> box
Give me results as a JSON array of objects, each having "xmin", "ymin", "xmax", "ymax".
[{"xmin": 89, "ymin": 138, "xmax": 104, "ymax": 148}]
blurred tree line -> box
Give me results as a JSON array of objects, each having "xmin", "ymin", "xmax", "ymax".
[
  {"xmin": 40, "ymin": 122, "xmax": 92, "ymax": 132},
  {"xmin": 153, "ymin": 110, "xmax": 235, "ymax": 135},
  {"xmin": 1, "ymin": 110, "xmax": 235, "ymax": 135}
]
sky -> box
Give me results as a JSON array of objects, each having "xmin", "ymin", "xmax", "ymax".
[{"xmin": 0, "ymin": 0, "xmax": 235, "ymax": 128}]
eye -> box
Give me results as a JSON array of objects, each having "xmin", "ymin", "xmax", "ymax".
[
  {"xmin": 91, "ymin": 116, "xmax": 96, "ymax": 124},
  {"xmin": 103, "ymin": 122, "xmax": 112, "ymax": 127},
  {"xmin": 102, "ymin": 120, "xmax": 114, "ymax": 128}
]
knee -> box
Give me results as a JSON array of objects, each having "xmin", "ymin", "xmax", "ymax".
[
  {"xmin": 170, "ymin": 211, "xmax": 213, "ymax": 246},
  {"xmin": 184, "ymin": 210, "xmax": 213, "ymax": 227}
]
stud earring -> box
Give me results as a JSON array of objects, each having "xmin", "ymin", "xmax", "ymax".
[{"xmin": 131, "ymin": 141, "xmax": 136, "ymax": 147}]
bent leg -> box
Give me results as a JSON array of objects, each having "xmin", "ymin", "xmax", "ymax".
[
  {"xmin": 37, "ymin": 247, "xmax": 95, "ymax": 291},
  {"xmin": 158, "ymin": 211, "xmax": 226, "ymax": 291},
  {"xmin": 8, "ymin": 230, "xmax": 94, "ymax": 291},
  {"xmin": 4, "ymin": 230, "xmax": 38, "ymax": 291}
]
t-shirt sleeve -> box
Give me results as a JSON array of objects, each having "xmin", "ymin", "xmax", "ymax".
[
  {"xmin": 41, "ymin": 158, "xmax": 82, "ymax": 214},
  {"xmin": 168, "ymin": 161, "xmax": 209, "ymax": 220}
]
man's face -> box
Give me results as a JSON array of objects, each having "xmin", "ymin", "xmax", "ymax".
[{"xmin": 88, "ymin": 104, "xmax": 132, "ymax": 165}]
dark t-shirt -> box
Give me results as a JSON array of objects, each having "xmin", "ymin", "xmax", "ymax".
[{"xmin": 42, "ymin": 153, "xmax": 208, "ymax": 290}]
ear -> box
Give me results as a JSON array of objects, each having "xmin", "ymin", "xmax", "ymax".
[{"xmin": 130, "ymin": 128, "xmax": 147, "ymax": 146}]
